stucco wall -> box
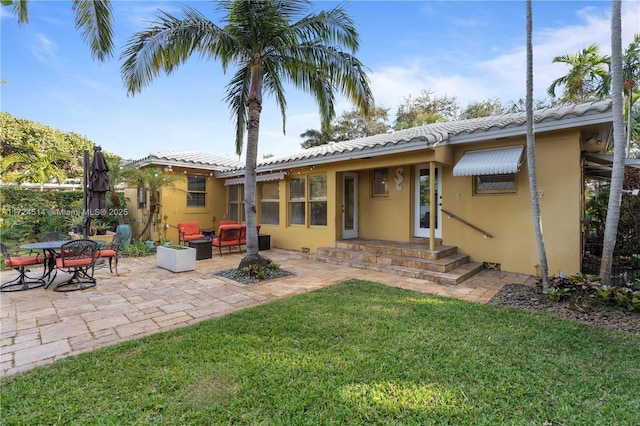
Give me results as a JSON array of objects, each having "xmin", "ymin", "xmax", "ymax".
[
  {"xmin": 124, "ymin": 170, "xmax": 227, "ymax": 243},
  {"xmin": 442, "ymin": 130, "xmax": 582, "ymax": 276},
  {"xmin": 129, "ymin": 127, "xmax": 585, "ymax": 277}
]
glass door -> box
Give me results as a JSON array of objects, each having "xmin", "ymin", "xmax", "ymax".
[
  {"xmin": 342, "ymin": 173, "xmax": 358, "ymax": 239},
  {"xmin": 414, "ymin": 165, "xmax": 441, "ymax": 238}
]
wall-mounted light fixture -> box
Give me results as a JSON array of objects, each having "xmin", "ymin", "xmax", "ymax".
[{"xmin": 164, "ymin": 165, "xmax": 173, "ymax": 172}]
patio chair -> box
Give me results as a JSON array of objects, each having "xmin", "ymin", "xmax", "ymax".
[
  {"xmin": 0, "ymin": 242, "xmax": 46, "ymax": 292},
  {"xmin": 38, "ymin": 231, "xmax": 73, "ymax": 280},
  {"xmin": 96, "ymin": 232, "xmax": 122, "ymax": 275},
  {"xmin": 53, "ymin": 239, "xmax": 98, "ymax": 292}
]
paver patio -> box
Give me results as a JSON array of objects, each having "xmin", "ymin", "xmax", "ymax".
[{"xmin": 0, "ymin": 248, "xmax": 536, "ymax": 377}]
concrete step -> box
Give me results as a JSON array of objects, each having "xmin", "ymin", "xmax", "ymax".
[
  {"xmin": 317, "ymin": 247, "xmax": 469, "ymax": 273},
  {"xmin": 334, "ymin": 239, "xmax": 458, "ymax": 260},
  {"xmin": 305, "ymin": 253, "xmax": 483, "ymax": 285},
  {"xmin": 308, "ymin": 238, "xmax": 484, "ymax": 285}
]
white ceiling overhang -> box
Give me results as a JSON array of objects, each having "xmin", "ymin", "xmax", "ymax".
[{"xmin": 453, "ymin": 145, "xmax": 525, "ymax": 176}]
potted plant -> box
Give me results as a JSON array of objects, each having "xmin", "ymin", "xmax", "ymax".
[{"xmin": 156, "ymin": 243, "xmax": 196, "ymax": 272}]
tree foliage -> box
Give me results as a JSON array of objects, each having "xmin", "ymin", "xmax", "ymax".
[
  {"xmin": 300, "ymin": 128, "xmax": 334, "ymax": 149},
  {"xmin": 331, "ymin": 106, "xmax": 390, "ymax": 142},
  {"xmin": 459, "ymin": 98, "xmax": 509, "ymax": 120},
  {"xmin": 547, "ymin": 43, "xmax": 611, "ymax": 103},
  {"xmin": 0, "ymin": 112, "xmax": 111, "ymax": 183},
  {"xmin": 394, "ymin": 89, "xmax": 459, "ymax": 130}
]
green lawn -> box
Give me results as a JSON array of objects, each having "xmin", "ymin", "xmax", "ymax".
[{"xmin": 2, "ymin": 280, "xmax": 639, "ymax": 425}]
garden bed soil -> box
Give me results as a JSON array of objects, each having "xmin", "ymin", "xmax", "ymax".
[{"xmin": 489, "ymin": 283, "xmax": 640, "ymax": 336}]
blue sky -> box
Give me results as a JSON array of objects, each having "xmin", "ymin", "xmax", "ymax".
[{"xmin": 1, "ymin": 1, "xmax": 639, "ymax": 161}]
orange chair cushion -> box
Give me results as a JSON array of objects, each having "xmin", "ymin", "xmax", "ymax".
[
  {"xmin": 5, "ymin": 256, "xmax": 42, "ymax": 267},
  {"xmin": 56, "ymin": 257, "xmax": 93, "ymax": 268},
  {"xmin": 178, "ymin": 221, "xmax": 205, "ymax": 241},
  {"xmin": 183, "ymin": 234, "xmax": 205, "ymax": 242},
  {"xmin": 98, "ymin": 249, "xmax": 116, "ymax": 258},
  {"xmin": 212, "ymin": 225, "xmax": 242, "ymax": 247}
]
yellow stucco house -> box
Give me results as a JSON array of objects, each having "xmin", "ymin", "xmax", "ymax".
[{"xmin": 127, "ymin": 100, "xmax": 613, "ymax": 281}]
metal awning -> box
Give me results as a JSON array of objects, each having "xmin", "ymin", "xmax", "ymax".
[
  {"xmin": 224, "ymin": 171, "xmax": 286, "ymax": 186},
  {"xmin": 453, "ymin": 145, "xmax": 525, "ymax": 176}
]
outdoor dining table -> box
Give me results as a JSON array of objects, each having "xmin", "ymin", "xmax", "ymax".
[{"xmin": 20, "ymin": 239, "xmax": 104, "ymax": 287}]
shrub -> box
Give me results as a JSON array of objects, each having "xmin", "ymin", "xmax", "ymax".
[{"xmin": 547, "ymin": 273, "xmax": 640, "ymax": 312}]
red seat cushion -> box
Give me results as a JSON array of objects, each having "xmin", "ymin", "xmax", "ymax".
[
  {"xmin": 178, "ymin": 222, "xmax": 204, "ymax": 241},
  {"xmin": 98, "ymin": 249, "xmax": 117, "ymax": 258},
  {"xmin": 56, "ymin": 257, "xmax": 93, "ymax": 268},
  {"xmin": 5, "ymin": 256, "xmax": 42, "ymax": 267},
  {"xmin": 183, "ymin": 234, "xmax": 205, "ymax": 241}
]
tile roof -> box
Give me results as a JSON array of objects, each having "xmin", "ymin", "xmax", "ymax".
[
  {"xmin": 251, "ymin": 100, "xmax": 612, "ymax": 172},
  {"xmin": 135, "ymin": 150, "xmax": 243, "ymax": 171},
  {"xmin": 133, "ymin": 101, "xmax": 612, "ymax": 175}
]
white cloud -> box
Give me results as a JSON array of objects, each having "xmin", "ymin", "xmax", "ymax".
[
  {"xmin": 366, "ymin": 2, "xmax": 640, "ymax": 114},
  {"xmin": 31, "ymin": 34, "xmax": 58, "ymax": 64}
]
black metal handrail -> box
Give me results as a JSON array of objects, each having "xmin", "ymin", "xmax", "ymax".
[{"xmin": 441, "ymin": 208, "xmax": 493, "ymax": 238}]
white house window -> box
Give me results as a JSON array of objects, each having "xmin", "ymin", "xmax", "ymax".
[
  {"xmin": 228, "ymin": 184, "xmax": 244, "ymax": 223},
  {"xmin": 259, "ymin": 181, "xmax": 280, "ymax": 225},
  {"xmin": 288, "ymin": 174, "xmax": 328, "ymax": 227},
  {"xmin": 372, "ymin": 168, "xmax": 389, "ymax": 196},
  {"xmin": 187, "ymin": 176, "xmax": 206, "ymax": 207},
  {"xmin": 309, "ymin": 175, "xmax": 327, "ymax": 226},
  {"xmin": 137, "ymin": 187, "xmax": 147, "ymax": 209},
  {"xmin": 474, "ymin": 173, "xmax": 517, "ymax": 194},
  {"xmin": 289, "ymin": 177, "xmax": 306, "ymax": 225}
]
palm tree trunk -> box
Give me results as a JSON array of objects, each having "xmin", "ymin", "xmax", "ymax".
[
  {"xmin": 138, "ymin": 193, "xmax": 157, "ymax": 241},
  {"xmin": 599, "ymin": 0, "xmax": 625, "ymax": 284},
  {"xmin": 626, "ymin": 90, "xmax": 633, "ymax": 156},
  {"xmin": 526, "ymin": 0, "xmax": 550, "ymax": 292},
  {"xmin": 241, "ymin": 56, "xmax": 262, "ymax": 265}
]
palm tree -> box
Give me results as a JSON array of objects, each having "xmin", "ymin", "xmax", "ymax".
[
  {"xmin": 105, "ymin": 155, "xmax": 125, "ymax": 224},
  {"xmin": 121, "ymin": 167, "xmax": 182, "ymax": 241},
  {"xmin": 599, "ymin": 0, "xmax": 626, "ymax": 285},
  {"xmin": 121, "ymin": 0, "xmax": 374, "ymax": 268},
  {"xmin": 3, "ymin": 0, "xmax": 114, "ymax": 61},
  {"xmin": 300, "ymin": 128, "xmax": 333, "ymax": 149},
  {"xmin": 525, "ymin": 0, "xmax": 550, "ymax": 292},
  {"xmin": 1, "ymin": 143, "xmax": 70, "ymax": 191},
  {"xmin": 623, "ymin": 34, "xmax": 640, "ymax": 156},
  {"xmin": 547, "ymin": 44, "xmax": 611, "ymax": 103}
]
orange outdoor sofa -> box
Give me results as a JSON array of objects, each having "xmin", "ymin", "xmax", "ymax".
[{"xmin": 211, "ymin": 223, "xmax": 260, "ymax": 256}]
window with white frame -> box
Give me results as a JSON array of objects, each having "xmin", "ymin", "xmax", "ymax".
[
  {"xmin": 309, "ymin": 175, "xmax": 327, "ymax": 225},
  {"xmin": 137, "ymin": 187, "xmax": 147, "ymax": 209},
  {"xmin": 288, "ymin": 175, "xmax": 327, "ymax": 226},
  {"xmin": 259, "ymin": 181, "xmax": 280, "ymax": 225},
  {"xmin": 372, "ymin": 168, "xmax": 389, "ymax": 196},
  {"xmin": 289, "ymin": 177, "xmax": 306, "ymax": 225},
  {"xmin": 474, "ymin": 173, "xmax": 517, "ymax": 194},
  {"xmin": 228, "ymin": 184, "xmax": 244, "ymax": 223},
  {"xmin": 187, "ymin": 176, "xmax": 207, "ymax": 207}
]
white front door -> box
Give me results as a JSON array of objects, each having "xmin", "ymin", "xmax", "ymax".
[
  {"xmin": 342, "ymin": 173, "xmax": 358, "ymax": 239},
  {"xmin": 414, "ymin": 164, "xmax": 442, "ymax": 238}
]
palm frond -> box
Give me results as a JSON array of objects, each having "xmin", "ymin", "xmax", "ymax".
[
  {"xmin": 72, "ymin": 0, "xmax": 114, "ymax": 61},
  {"xmin": 121, "ymin": 9, "xmax": 224, "ymax": 95},
  {"xmin": 224, "ymin": 68, "xmax": 251, "ymax": 155}
]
